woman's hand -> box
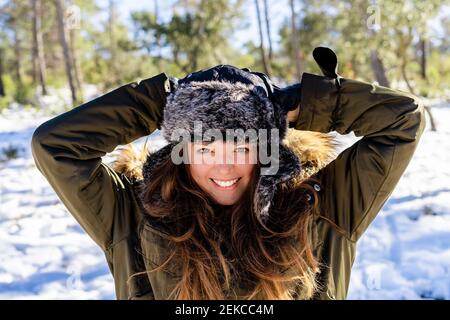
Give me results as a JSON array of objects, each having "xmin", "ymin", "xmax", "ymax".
[{"xmin": 287, "ymin": 103, "xmax": 300, "ymax": 123}]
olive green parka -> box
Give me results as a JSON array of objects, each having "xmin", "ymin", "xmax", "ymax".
[{"xmin": 31, "ymin": 70, "xmax": 426, "ymax": 300}]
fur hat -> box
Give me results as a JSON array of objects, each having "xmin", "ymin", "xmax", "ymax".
[
  {"xmin": 140, "ymin": 77, "xmax": 305, "ymax": 225},
  {"xmin": 112, "ymin": 47, "xmax": 342, "ymax": 226}
]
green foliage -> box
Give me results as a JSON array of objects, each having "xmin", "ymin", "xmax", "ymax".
[
  {"xmin": 0, "ymin": 0, "xmax": 448, "ymax": 109},
  {"xmin": 0, "ymin": 95, "xmax": 12, "ymax": 112},
  {"xmin": 15, "ymin": 80, "xmax": 34, "ymax": 105},
  {"xmin": 0, "ymin": 144, "xmax": 22, "ymax": 161},
  {"xmin": 276, "ymin": 0, "xmax": 449, "ymax": 95},
  {"xmin": 131, "ymin": 0, "xmax": 246, "ymax": 75},
  {"xmin": 0, "ymin": 74, "xmax": 33, "ymax": 106}
]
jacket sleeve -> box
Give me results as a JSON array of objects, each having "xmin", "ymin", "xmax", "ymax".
[
  {"xmin": 31, "ymin": 73, "xmax": 172, "ymax": 250},
  {"xmin": 295, "ymin": 73, "xmax": 426, "ymax": 242}
]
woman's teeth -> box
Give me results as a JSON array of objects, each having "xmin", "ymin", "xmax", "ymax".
[{"xmin": 211, "ymin": 178, "xmax": 240, "ymax": 187}]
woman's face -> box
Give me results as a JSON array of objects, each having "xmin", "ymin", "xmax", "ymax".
[{"xmin": 187, "ymin": 140, "xmax": 257, "ymax": 206}]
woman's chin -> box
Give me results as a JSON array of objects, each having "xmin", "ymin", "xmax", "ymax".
[
  {"xmin": 210, "ymin": 195, "xmax": 238, "ymax": 207},
  {"xmin": 214, "ymin": 199, "xmax": 235, "ymax": 206}
]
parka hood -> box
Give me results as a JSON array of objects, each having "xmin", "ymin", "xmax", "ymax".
[
  {"xmin": 111, "ymin": 128, "xmax": 339, "ymax": 192},
  {"xmin": 112, "ymin": 75, "xmax": 340, "ymax": 224}
]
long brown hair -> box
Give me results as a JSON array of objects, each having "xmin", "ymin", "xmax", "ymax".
[{"xmin": 135, "ymin": 144, "xmax": 322, "ymax": 300}]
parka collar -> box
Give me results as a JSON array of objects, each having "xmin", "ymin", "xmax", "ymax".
[{"xmin": 111, "ymin": 129, "xmax": 338, "ymax": 216}]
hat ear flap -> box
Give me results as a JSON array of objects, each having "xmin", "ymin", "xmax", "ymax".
[
  {"xmin": 253, "ymin": 144, "xmax": 302, "ymax": 224},
  {"xmin": 142, "ymin": 143, "xmax": 176, "ymax": 184}
]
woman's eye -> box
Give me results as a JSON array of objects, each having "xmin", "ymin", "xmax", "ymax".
[
  {"xmin": 235, "ymin": 147, "xmax": 249, "ymax": 153},
  {"xmin": 197, "ymin": 148, "xmax": 211, "ymax": 154},
  {"xmin": 196, "ymin": 147, "xmax": 248, "ymax": 154}
]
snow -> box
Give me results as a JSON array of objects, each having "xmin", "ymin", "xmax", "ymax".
[
  {"xmin": 0, "ymin": 98, "xmax": 449, "ymax": 300},
  {"xmin": 346, "ymin": 100, "xmax": 450, "ymax": 300}
]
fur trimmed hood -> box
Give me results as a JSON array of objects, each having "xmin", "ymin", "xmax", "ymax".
[
  {"xmin": 111, "ymin": 78, "xmax": 339, "ymax": 224},
  {"xmin": 111, "ymin": 129, "xmax": 339, "ymax": 205}
]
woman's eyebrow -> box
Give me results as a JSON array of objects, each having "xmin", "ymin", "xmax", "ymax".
[
  {"xmin": 193, "ymin": 140, "xmax": 214, "ymax": 146},
  {"xmin": 195, "ymin": 139, "xmax": 251, "ymax": 147}
]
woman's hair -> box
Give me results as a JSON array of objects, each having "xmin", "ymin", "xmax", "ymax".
[{"xmin": 135, "ymin": 145, "xmax": 323, "ymax": 300}]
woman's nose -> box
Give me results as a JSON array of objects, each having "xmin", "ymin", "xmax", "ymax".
[
  {"xmin": 214, "ymin": 163, "xmax": 235, "ymax": 175},
  {"xmin": 213, "ymin": 150, "xmax": 237, "ymax": 169},
  {"xmin": 212, "ymin": 147, "xmax": 234, "ymax": 164}
]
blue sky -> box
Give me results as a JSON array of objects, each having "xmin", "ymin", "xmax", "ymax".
[
  {"xmin": 0, "ymin": 0, "xmax": 447, "ymax": 49},
  {"xmin": 95, "ymin": 0, "xmax": 290, "ymax": 51},
  {"xmin": 94, "ymin": 0, "xmax": 449, "ymax": 51}
]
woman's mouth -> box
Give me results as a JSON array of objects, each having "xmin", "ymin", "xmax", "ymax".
[{"xmin": 210, "ymin": 177, "xmax": 241, "ymax": 190}]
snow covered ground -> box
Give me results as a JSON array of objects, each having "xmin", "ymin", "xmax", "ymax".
[{"xmin": 0, "ymin": 97, "xmax": 449, "ymax": 300}]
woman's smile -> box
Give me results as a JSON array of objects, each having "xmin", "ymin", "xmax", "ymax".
[
  {"xmin": 187, "ymin": 140, "xmax": 256, "ymax": 205},
  {"xmin": 210, "ymin": 177, "xmax": 242, "ymax": 190}
]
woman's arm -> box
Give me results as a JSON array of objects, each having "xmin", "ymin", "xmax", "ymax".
[
  {"xmin": 31, "ymin": 73, "xmax": 172, "ymax": 250},
  {"xmin": 295, "ymin": 73, "xmax": 426, "ymax": 242}
]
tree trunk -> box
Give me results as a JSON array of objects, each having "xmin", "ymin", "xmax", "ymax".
[
  {"xmin": 55, "ymin": 0, "xmax": 78, "ymax": 103},
  {"xmin": 254, "ymin": 0, "xmax": 271, "ymax": 76},
  {"xmin": 11, "ymin": 15, "xmax": 23, "ymax": 86},
  {"xmin": 0, "ymin": 48, "xmax": 5, "ymax": 97},
  {"xmin": 400, "ymin": 60, "xmax": 415, "ymax": 95},
  {"xmin": 398, "ymin": 27, "xmax": 436, "ymax": 131},
  {"xmin": 370, "ymin": 49, "xmax": 390, "ymax": 87},
  {"xmin": 70, "ymin": 29, "xmax": 83, "ymax": 99},
  {"xmin": 31, "ymin": 0, "xmax": 48, "ymax": 95},
  {"xmin": 424, "ymin": 106, "xmax": 437, "ymax": 131},
  {"xmin": 263, "ymin": 0, "xmax": 273, "ymax": 62},
  {"xmin": 31, "ymin": 35, "xmax": 37, "ymax": 83},
  {"xmin": 419, "ymin": 36, "xmax": 427, "ymax": 80},
  {"xmin": 364, "ymin": 4, "xmax": 390, "ymax": 88},
  {"xmin": 418, "ymin": 35, "xmax": 435, "ymax": 130},
  {"xmin": 289, "ymin": 0, "xmax": 302, "ymax": 79}
]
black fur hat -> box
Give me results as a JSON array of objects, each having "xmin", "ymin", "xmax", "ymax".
[{"xmin": 141, "ymin": 74, "xmax": 302, "ymax": 225}]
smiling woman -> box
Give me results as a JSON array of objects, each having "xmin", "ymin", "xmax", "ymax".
[
  {"xmin": 129, "ymin": 66, "xmax": 325, "ymax": 299},
  {"xmin": 187, "ymin": 140, "xmax": 257, "ymax": 206},
  {"xmin": 31, "ymin": 49, "xmax": 425, "ymax": 300}
]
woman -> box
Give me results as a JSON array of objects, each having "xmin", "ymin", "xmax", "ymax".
[{"xmin": 31, "ymin": 47, "xmax": 425, "ymax": 300}]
